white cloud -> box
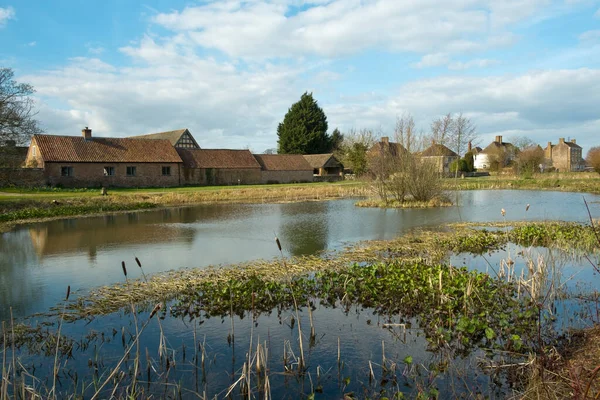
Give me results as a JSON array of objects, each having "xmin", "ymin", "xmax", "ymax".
[
  {"xmin": 448, "ymin": 59, "xmax": 500, "ymax": 70},
  {"xmin": 579, "ymin": 29, "xmax": 600, "ymax": 43},
  {"xmin": 27, "ymin": 41, "xmax": 36, "ymax": 47},
  {"xmin": 0, "ymin": 6, "xmax": 15, "ymax": 26},
  {"xmin": 150, "ymin": 0, "xmax": 539, "ymax": 59},
  {"xmin": 325, "ymin": 68, "xmax": 600, "ymax": 150},
  {"xmin": 595, "ymin": 8, "xmax": 600, "ymax": 17},
  {"xmin": 412, "ymin": 53, "xmax": 450, "ymax": 69}
]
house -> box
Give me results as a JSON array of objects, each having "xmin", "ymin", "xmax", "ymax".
[
  {"xmin": 253, "ymin": 154, "xmax": 313, "ymax": 184},
  {"xmin": 24, "ymin": 127, "xmax": 183, "ymax": 187},
  {"xmin": 544, "ymin": 138, "xmax": 585, "ymax": 172},
  {"xmin": 367, "ymin": 136, "xmax": 408, "ymax": 176},
  {"xmin": 467, "ymin": 141, "xmax": 482, "ymax": 156},
  {"xmin": 473, "ymin": 136, "xmax": 516, "ymax": 170},
  {"xmin": 130, "ymin": 128, "xmax": 200, "ymax": 149},
  {"xmin": 303, "ymin": 154, "xmax": 344, "ymax": 179},
  {"xmin": 419, "ymin": 142, "xmax": 459, "ymax": 174},
  {"xmin": 177, "ymin": 149, "xmax": 262, "ymax": 185}
]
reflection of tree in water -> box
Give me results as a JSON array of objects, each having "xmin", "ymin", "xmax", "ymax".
[
  {"xmin": 0, "ymin": 229, "xmax": 43, "ymax": 322},
  {"xmin": 278, "ymin": 202, "xmax": 329, "ymax": 257}
]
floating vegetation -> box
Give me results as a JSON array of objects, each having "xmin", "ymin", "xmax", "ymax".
[{"xmin": 355, "ymin": 196, "xmax": 453, "ymax": 209}]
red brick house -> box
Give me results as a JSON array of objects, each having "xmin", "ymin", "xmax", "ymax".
[{"xmin": 25, "ymin": 127, "xmax": 183, "ymax": 187}]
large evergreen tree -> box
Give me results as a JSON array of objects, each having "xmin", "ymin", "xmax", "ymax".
[{"xmin": 277, "ymin": 92, "xmax": 330, "ymax": 154}]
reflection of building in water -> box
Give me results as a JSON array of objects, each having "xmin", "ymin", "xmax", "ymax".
[{"xmin": 27, "ymin": 204, "xmax": 253, "ymax": 259}]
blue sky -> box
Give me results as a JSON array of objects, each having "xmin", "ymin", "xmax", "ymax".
[{"xmin": 1, "ymin": 0, "xmax": 599, "ymax": 153}]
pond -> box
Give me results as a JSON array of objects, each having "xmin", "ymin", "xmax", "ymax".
[
  {"xmin": 1, "ymin": 190, "xmax": 600, "ymax": 398},
  {"xmin": 1, "ymin": 190, "xmax": 599, "ymax": 322}
]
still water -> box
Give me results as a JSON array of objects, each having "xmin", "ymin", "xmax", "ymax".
[{"xmin": 1, "ymin": 190, "xmax": 599, "ymax": 321}]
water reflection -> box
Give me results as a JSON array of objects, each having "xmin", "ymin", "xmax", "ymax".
[
  {"xmin": 278, "ymin": 202, "xmax": 329, "ymax": 256},
  {"xmin": 0, "ymin": 190, "xmax": 599, "ymax": 321}
]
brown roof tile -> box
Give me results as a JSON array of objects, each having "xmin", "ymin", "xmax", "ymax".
[
  {"xmin": 33, "ymin": 134, "xmax": 182, "ymax": 163},
  {"xmin": 253, "ymin": 154, "xmax": 313, "ymax": 171},
  {"xmin": 130, "ymin": 129, "xmax": 200, "ymax": 148},
  {"xmin": 177, "ymin": 149, "xmax": 261, "ymax": 169},
  {"xmin": 302, "ymin": 154, "xmax": 342, "ymax": 169},
  {"xmin": 421, "ymin": 143, "xmax": 459, "ymax": 157}
]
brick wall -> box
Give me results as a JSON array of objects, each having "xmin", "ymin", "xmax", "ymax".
[
  {"xmin": 261, "ymin": 170, "xmax": 313, "ymax": 184},
  {"xmin": 182, "ymin": 168, "xmax": 262, "ymax": 186},
  {"xmin": 0, "ymin": 168, "xmax": 46, "ymax": 187},
  {"xmin": 44, "ymin": 162, "xmax": 181, "ymax": 188}
]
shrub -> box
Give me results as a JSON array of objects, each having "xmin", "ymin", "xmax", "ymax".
[{"xmin": 586, "ymin": 146, "xmax": 600, "ymax": 174}]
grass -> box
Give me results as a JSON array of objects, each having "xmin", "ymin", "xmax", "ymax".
[
  {"xmin": 355, "ymin": 196, "xmax": 453, "ymax": 208},
  {"xmin": 0, "ymin": 181, "xmax": 368, "ymax": 229}
]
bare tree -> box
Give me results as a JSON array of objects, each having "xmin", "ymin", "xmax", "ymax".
[
  {"xmin": 510, "ymin": 135, "xmax": 536, "ymax": 151},
  {"xmin": 0, "ymin": 67, "xmax": 43, "ymax": 146},
  {"xmin": 430, "ymin": 113, "xmax": 454, "ymax": 146},
  {"xmin": 449, "ymin": 113, "xmax": 477, "ymax": 158},
  {"xmin": 394, "ymin": 113, "xmax": 416, "ymax": 152}
]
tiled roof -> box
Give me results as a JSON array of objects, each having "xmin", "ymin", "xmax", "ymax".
[
  {"xmin": 421, "ymin": 143, "xmax": 458, "ymax": 157},
  {"xmin": 130, "ymin": 129, "xmax": 189, "ymax": 145},
  {"xmin": 481, "ymin": 141, "xmax": 516, "ymax": 154},
  {"xmin": 177, "ymin": 149, "xmax": 261, "ymax": 169},
  {"xmin": 33, "ymin": 134, "xmax": 182, "ymax": 163},
  {"xmin": 253, "ymin": 154, "xmax": 313, "ymax": 171},
  {"xmin": 563, "ymin": 141, "xmax": 582, "ymax": 149},
  {"xmin": 368, "ymin": 141, "xmax": 407, "ymax": 157},
  {"xmin": 302, "ymin": 154, "xmax": 342, "ymax": 169}
]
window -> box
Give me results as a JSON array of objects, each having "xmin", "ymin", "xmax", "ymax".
[
  {"xmin": 32, "ymin": 146, "xmax": 36, "ymax": 156},
  {"xmin": 104, "ymin": 166, "xmax": 115, "ymax": 176},
  {"xmin": 162, "ymin": 166, "xmax": 171, "ymax": 176},
  {"xmin": 61, "ymin": 166, "xmax": 73, "ymax": 177},
  {"xmin": 126, "ymin": 166, "xmax": 137, "ymax": 176}
]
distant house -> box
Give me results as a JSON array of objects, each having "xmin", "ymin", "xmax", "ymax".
[
  {"xmin": 253, "ymin": 154, "xmax": 313, "ymax": 184},
  {"xmin": 474, "ymin": 136, "xmax": 517, "ymax": 170},
  {"xmin": 130, "ymin": 128, "xmax": 200, "ymax": 149},
  {"xmin": 367, "ymin": 136, "xmax": 408, "ymax": 176},
  {"xmin": 467, "ymin": 141, "xmax": 482, "ymax": 156},
  {"xmin": 177, "ymin": 149, "xmax": 262, "ymax": 185},
  {"xmin": 420, "ymin": 142, "xmax": 459, "ymax": 174},
  {"xmin": 544, "ymin": 138, "xmax": 585, "ymax": 172},
  {"xmin": 303, "ymin": 154, "xmax": 344, "ymax": 177},
  {"xmin": 24, "ymin": 127, "xmax": 183, "ymax": 187}
]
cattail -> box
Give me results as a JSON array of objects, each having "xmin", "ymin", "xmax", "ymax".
[
  {"xmin": 149, "ymin": 303, "xmax": 162, "ymax": 319},
  {"xmin": 135, "ymin": 257, "xmax": 142, "ymax": 268},
  {"xmin": 275, "ymin": 236, "xmax": 282, "ymax": 252},
  {"xmin": 121, "ymin": 261, "xmax": 127, "ymax": 277},
  {"xmin": 526, "ymin": 204, "xmax": 530, "ymax": 212},
  {"xmin": 501, "ymin": 208, "xmax": 506, "ymax": 217},
  {"xmin": 66, "ymin": 285, "xmax": 71, "ymax": 301}
]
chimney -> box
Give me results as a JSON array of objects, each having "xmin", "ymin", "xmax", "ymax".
[
  {"xmin": 495, "ymin": 135, "xmax": 502, "ymax": 144},
  {"xmin": 559, "ymin": 137, "xmax": 565, "ymax": 144},
  {"xmin": 547, "ymin": 141, "xmax": 552, "ymax": 149},
  {"xmin": 431, "ymin": 139, "xmax": 436, "ymax": 146},
  {"xmin": 381, "ymin": 136, "xmax": 389, "ymax": 144},
  {"xmin": 82, "ymin": 127, "xmax": 92, "ymax": 140},
  {"xmin": 571, "ymin": 138, "xmax": 576, "ymax": 144},
  {"xmin": 468, "ymin": 141, "xmax": 472, "ymax": 152}
]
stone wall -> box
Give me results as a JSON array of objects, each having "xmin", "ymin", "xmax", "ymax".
[
  {"xmin": 182, "ymin": 168, "xmax": 262, "ymax": 186},
  {"xmin": 261, "ymin": 170, "xmax": 313, "ymax": 184},
  {"xmin": 0, "ymin": 168, "xmax": 46, "ymax": 187},
  {"xmin": 44, "ymin": 162, "xmax": 181, "ymax": 188}
]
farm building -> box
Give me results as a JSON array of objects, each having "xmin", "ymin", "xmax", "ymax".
[{"xmin": 253, "ymin": 154, "xmax": 313, "ymax": 184}]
